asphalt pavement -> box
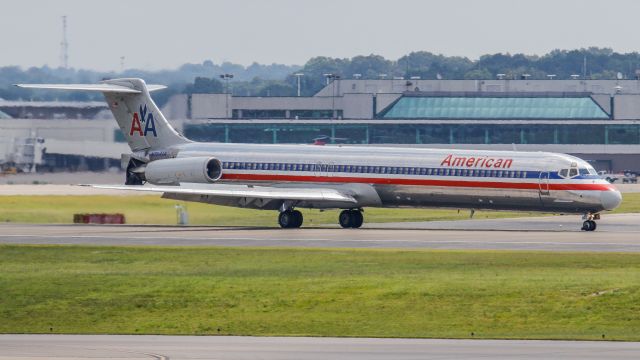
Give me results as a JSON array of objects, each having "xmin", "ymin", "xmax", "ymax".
[{"xmin": 1, "ymin": 335, "xmax": 640, "ymax": 360}]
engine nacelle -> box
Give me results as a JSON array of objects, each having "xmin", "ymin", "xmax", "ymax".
[{"xmin": 144, "ymin": 156, "xmax": 222, "ymax": 185}]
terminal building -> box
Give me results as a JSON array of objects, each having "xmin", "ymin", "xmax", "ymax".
[
  {"xmin": 162, "ymin": 79, "xmax": 640, "ymax": 172},
  {"xmin": 1, "ymin": 79, "xmax": 639, "ymax": 173}
]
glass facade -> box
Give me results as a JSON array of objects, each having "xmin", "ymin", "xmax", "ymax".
[
  {"xmin": 381, "ymin": 97, "xmax": 610, "ymax": 119},
  {"xmin": 232, "ymin": 109, "xmax": 343, "ymax": 119},
  {"xmin": 184, "ymin": 122, "xmax": 640, "ymax": 145}
]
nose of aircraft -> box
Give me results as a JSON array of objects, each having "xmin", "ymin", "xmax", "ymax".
[{"xmin": 601, "ymin": 189, "xmax": 622, "ymax": 210}]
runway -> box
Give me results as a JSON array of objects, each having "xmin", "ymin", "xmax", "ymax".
[
  {"xmin": 1, "ymin": 335, "xmax": 639, "ymax": 360},
  {"xmin": 1, "ymin": 213, "xmax": 639, "ymax": 252}
]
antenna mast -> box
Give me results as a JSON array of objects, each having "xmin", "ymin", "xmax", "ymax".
[{"xmin": 60, "ymin": 15, "xmax": 69, "ymax": 68}]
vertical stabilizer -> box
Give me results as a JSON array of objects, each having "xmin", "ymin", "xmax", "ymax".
[
  {"xmin": 101, "ymin": 78, "xmax": 188, "ymax": 151},
  {"xmin": 15, "ymin": 78, "xmax": 190, "ymax": 152}
]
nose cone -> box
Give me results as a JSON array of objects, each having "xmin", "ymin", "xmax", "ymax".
[{"xmin": 601, "ymin": 190, "xmax": 622, "ymax": 211}]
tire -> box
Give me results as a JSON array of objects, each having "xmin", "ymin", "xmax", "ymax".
[
  {"xmin": 291, "ymin": 210, "xmax": 303, "ymax": 228},
  {"xmin": 279, "ymin": 210, "xmax": 302, "ymax": 229},
  {"xmin": 581, "ymin": 221, "xmax": 591, "ymax": 231},
  {"xmin": 588, "ymin": 220, "xmax": 597, "ymax": 231},
  {"xmin": 350, "ymin": 210, "xmax": 364, "ymax": 228},
  {"xmin": 278, "ymin": 211, "xmax": 294, "ymax": 228},
  {"xmin": 339, "ymin": 210, "xmax": 352, "ymax": 228}
]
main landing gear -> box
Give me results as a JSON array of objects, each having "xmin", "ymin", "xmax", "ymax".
[
  {"xmin": 581, "ymin": 213, "xmax": 600, "ymax": 232},
  {"xmin": 278, "ymin": 209, "xmax": 303, "ymax": 228},
  {"xmin": 339, "ymin": 209, "xmax": 364, "ymax": 228},
  {"xmin": 277, "ymin": 208, "xmax": 364, "ymax": 229}
]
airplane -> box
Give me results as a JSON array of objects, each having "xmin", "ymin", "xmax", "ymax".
[{"xmin": 17, "ymin": 78, "xmax": 622, "ymax": 231}]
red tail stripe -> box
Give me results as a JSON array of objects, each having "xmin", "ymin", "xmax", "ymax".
[{"xmin": 221, "ymin": 173, "xmax": 616, "ymax": 191}]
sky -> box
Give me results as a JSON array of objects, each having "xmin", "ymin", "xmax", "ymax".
[{"xmin": 2, "ymin": 0, "xmax": 640, "ymax": 71}]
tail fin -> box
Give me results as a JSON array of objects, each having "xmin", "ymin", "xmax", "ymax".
[{"xmin": 16, "ymin": 78, "xmax": 189, "ymax": 152}]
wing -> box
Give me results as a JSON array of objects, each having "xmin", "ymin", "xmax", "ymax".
[{"xmin": 82, "ymin": 183, "xmax": 357, "ymax": 203}]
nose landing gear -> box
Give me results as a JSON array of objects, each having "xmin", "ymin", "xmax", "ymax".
[
  {"xmin": 581, "ymin": 213, "xmax": 600, "ymax": 231},
  {"xmin": 581, "ymin": 220, "xmax": 597, "ymax": 231}
]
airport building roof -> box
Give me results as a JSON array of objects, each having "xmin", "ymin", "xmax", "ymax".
[{"xmin": 380, "ymin": 96, "xmax": 610, "ymax": 120}]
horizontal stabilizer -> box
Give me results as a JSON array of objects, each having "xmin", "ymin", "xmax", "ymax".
[
  {"xmin": 15, "ymin": 83, "xmax": 167, "ymax": 93},
  {"xmin": 81, "ymin": 183, "xmax": 358, "ymax": 203}
]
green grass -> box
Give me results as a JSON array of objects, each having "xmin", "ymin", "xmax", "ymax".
[
  {"xmin": 0, "ymin": 192, "xmax": 637, "ymax": 226},
  {"xmin": 1, "ymin": 245, "xmax": 639, "ymax": 340}
]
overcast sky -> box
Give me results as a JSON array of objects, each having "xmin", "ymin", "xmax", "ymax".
[{"xmin": 2, "ymin": 0, "xmax": 639, "ymax": 71}]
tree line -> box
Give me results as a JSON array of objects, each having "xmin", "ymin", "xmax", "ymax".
[{"xmin": 2, "ymin": 47, "xmax": 640, "ymax": 106}]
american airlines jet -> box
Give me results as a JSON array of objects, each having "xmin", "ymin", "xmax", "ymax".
[{"xmin": 18, "ymin": 79, "xmax": 622, "ymax": 231}]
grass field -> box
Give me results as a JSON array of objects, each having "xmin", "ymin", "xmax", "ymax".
[
  {"xmin": 0, "ymin": 192, "xmax": 638, "ymax": 225},
  {"xmin": 1, "ymin": 245, "xmax": 639, "ymax": 340}
]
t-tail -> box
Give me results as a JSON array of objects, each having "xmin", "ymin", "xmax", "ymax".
[{"xmin": 16, "ymin": 78, "xmax": 189, "ymax": 152}]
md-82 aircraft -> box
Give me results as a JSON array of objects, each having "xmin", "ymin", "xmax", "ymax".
[{"xmin": 18, "ymin": 78, "xmax": 622, "ymax": 231}]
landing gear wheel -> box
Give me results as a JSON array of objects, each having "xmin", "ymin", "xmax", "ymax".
[
  {"xmin": 350, "ymin": 210, "xmax": 363, "ymax": 228},
  {"xmin": 339, "ymin": 210, "xmax": 353, "ymax": 228},
  {"xmin": 339, "ymin": 209, "xmax": 363, "ymax": 228},
  {"xmin": 291, "ymin": 210, "xmax": 303, "ymax": 228},
  {"xmin": 279, "ymin": 210, "xmax": 303, "ymax": 228},
  {"xmin": 581, "ymin": 220, "xmax": 597, "ymax": 231}
]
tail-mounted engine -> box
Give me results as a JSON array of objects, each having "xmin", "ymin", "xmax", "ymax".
[{"xmin": 144, "ymin": 156, "xmax": 222, "ymax": 185}]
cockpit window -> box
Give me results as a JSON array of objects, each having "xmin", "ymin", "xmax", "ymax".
[
  {"xmin": 559, "ymin": 169, "xmax": 568, "ymax": 177},
  {"xmin": 568, "ymin": 168, "xmax": 578, "ymax": 177}
]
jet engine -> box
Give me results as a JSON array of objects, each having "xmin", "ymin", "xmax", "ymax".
[{"xmin": 144, "ymin": 156, "xmax": 222, "ymax": 185}]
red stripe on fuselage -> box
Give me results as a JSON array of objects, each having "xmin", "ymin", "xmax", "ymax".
[{"xmin": 221, "ymin": 173, "xmax": 616, "ymax": 191}]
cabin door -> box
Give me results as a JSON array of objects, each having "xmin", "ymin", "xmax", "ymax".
[{"xmin": 538, "ymin": 171, "xmax": 550, "ymax": 196}]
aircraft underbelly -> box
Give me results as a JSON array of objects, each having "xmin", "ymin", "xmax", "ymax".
[{"xmin": 174, "ymin": 179, "xmax": 603, "ymax": 213}]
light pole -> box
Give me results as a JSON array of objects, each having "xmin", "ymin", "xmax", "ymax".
[
  {"xmin": 323, "ymin": 73, "xmax": 334, "ymax": 85},
  {"xmin": 294, "ymin": 73, "xmax": 304, "ymax": 97},
  {"xmin": 219, "ymin": 73, "xmax": 233, "ymax": 118},
  {"xmin": 323, "ymin": 74, "xmax": 340, "ymax": 119}
]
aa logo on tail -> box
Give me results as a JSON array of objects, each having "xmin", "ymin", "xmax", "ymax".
[{"xmin": 129, "ymin": 104, "xmax": 157, "ymax": 137}]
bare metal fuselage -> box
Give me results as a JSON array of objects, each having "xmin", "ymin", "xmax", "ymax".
[{"xmin": 156, "ymin": 142, "xmax": 620, "ymax": 214}]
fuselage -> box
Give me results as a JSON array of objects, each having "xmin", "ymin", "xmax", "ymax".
[{"xmin": 153, "ymin": 142, "xmax": 622, "ymax": 214}]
